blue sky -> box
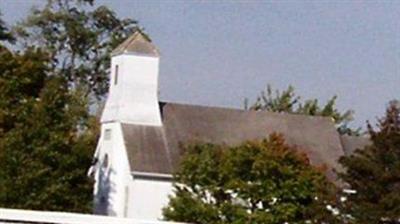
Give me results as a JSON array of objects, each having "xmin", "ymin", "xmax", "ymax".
[{"xmin": 1, "ymin": 0, "xmax": 399, "ymax": 129}]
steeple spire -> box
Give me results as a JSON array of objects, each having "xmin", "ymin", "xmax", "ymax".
[{"xmin": 111, "ymin": 30, "xmax": 159, "ymax": 57}]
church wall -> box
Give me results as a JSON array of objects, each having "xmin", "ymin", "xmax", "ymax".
[
  {"xmin": 127, "ymin": 177, "xmax": 173, "ymax": 220},
  {"xmin": 93, "ymin": 122, "xmax": 132, "ymax": 217}
]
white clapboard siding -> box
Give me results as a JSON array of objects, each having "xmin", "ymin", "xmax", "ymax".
[{"xmin": 0, "ymin": 208, "xmax": 186, "ymax": 224}]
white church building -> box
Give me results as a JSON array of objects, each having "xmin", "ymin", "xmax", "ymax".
[{"xmin": 90, "ymin": 31, "xmax": 368, "ymax": 221}]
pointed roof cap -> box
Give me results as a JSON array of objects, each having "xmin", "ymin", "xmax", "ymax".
[{"xmin": 111, "ymin": 30, "xmax": 159, "ymax": 57}]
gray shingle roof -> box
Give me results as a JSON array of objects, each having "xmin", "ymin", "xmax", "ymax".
[
  {"xmin": 340, "ymin": 135, "xmax": 371, "ymax": 156},
  {"xmin": 122, "ymin": 102, "xmax": 349, "ymax": 181}
]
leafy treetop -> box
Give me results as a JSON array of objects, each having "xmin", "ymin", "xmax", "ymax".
[
  {"xmin": 14, "ymin": 0, "xmax": 138, "ymax": 99},
  {"xmin": 338, "ymin": 100, "xmax": 400, "ymax": 224},
  {"xmin": 246, "ymin": 84, "xmax": 360, "ymax": 136},
  {"xmin": 0, "ymin": 12, "xmax": 14, "ymax": 43},
  {"xmin": 164, "ymin": 134, "xmax": 340, "ymax": 224}
]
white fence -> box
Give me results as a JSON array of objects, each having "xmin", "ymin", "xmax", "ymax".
[{"xmin": 0, "ymin": 208, "xmax": 186, "ymax": 224}]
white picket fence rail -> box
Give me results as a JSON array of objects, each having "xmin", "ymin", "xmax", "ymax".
[{"xmin": 0, "ymin": 208, "xmax": 186, "ymax": 224}]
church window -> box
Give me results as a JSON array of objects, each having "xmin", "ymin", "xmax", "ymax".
[
  {"xmin": 114, "ymin": 65, "xmax": 119, "ymax": 85},
  {"xmin": 104, "ymin": 129, "xmax": 111, "ymax": 140},
  {"xmin": 102, "ymin": 154, "xmax": 109, "ymax": 168}
]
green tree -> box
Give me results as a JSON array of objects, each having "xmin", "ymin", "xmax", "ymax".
[
  {"xmin": 14, "ymin": 0, "xmax": 138, "ymax": 98},
  {"xmin": 164, "ymin": 134, "xmax": 340, "ymax": 224},
  {"xmin": 338, "ymin": 100, "xmax": 400, "ymax": 224},
  {"xmin": 0, "ymin": 45, "xmax": 97, "ymax": 212},
  {"xmin": 246, "ymin": 85, "xmax": 360, "ymax": 136}
]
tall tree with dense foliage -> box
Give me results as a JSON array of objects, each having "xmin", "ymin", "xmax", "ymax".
[
  {"xmin": 14, "ymin": 0, "xmax": 138, "ymax": 98},
  {"xmin": 338, "ymin": 100, "xmax": 400, "ymax": 224},
  {"xmin": 164, "ymin": 134, "xmax": 340, "ymax": 224},
  {"xmin": 246, "ymin": 85, "xmax": 360, "ymax": 135},
  {"xmin": 0, "ymin": 44, "xmax": 97, "ymax": 212}
]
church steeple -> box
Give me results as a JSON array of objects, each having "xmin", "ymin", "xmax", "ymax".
[{"xmin": 101, "ymin": 31, "xmax": 162, "ymax": 126}]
